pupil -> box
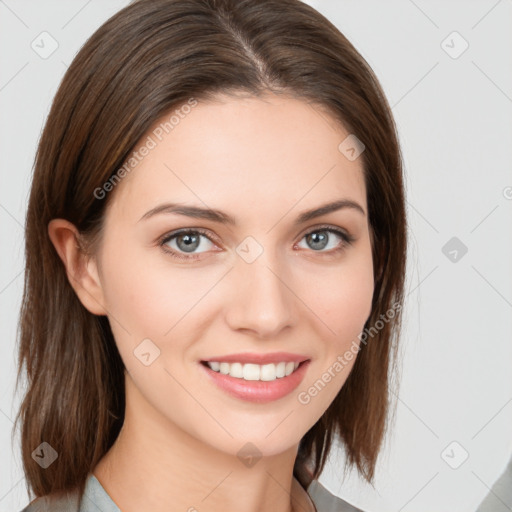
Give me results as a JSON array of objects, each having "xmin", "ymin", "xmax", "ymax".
[
  {"xmin": 178, "ymin": 233, "xmax": 199, "ymax": 253},
  {"xmin": 308, "ymin": 231, "xmax": 327, "ymax": 250}
]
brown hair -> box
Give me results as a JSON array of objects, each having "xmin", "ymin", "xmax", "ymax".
[{"xmin": 14, "ymin": 0, "xmax": 407, "ymax": 501}]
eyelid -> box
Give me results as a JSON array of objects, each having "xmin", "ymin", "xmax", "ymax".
[
  {"xmin": 158, "ymin": 227, "xmax": 218, "ymax": 245},
  {"xmin": 158, "ymin": 223, "xmax": 354, "ymax": 244},
  {"xmin": 158, "ymin": 227, "xmax": 220, "ymax": 259},
  {"xmin": 300, "ymin": 223, "xmax": 355, "ymax": 241}
]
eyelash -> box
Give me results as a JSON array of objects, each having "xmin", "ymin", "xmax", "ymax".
[{"xmin": 158, "ymin": 224, "xmax": 355, "ymax": 261}]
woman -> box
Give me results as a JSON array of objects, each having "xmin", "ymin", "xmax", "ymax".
[{"xmin": 15, "ymin": 0, "xmax": 407, "ymax": 511}]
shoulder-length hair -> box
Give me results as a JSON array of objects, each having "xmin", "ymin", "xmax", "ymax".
[{"xmin": 15, "ymin": 0, "xmax": 407, "ymax": 501}]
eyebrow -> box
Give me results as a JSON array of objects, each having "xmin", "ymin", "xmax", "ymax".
[{"xmin": 138, "ymin": 199, "xmax": 366, "ymax": 225}]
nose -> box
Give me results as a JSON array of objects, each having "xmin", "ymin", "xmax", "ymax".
[{"xmin": 224, "ymin": 254, "xmax": 297, "ymax": 339}]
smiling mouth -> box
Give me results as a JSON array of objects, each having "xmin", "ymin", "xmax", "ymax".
[{"xmin": 200, "ymin": 360, "xmax": 308, "ymax": 382}]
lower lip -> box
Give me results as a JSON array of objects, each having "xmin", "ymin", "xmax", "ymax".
[{"xmin": 199, "ymin": 360, "xmax": 311, "ymax": 403}]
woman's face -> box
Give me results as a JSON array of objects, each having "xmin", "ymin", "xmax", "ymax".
[{"xmin": 90, "ymin": 93, "xmax": 374, "ymax": 458}]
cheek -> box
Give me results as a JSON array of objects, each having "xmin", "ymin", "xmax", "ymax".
[
  {"xmin": 98, "ymin": 245, "xmax": 213, "ymax": 401},
  {"xmin": 295, "ymin": 262, "xmax": 373, "ymax": 414},
  {"xmin": 98, "ymin": 242, "xmax": 228, "ymax": 381},
  {"xmin": 299, "ymin": 251, "xmax": 374, "ymax": 345},
  {"xmin": 100, "ymin": 241, "xmax": 210, "ymax": 335}
]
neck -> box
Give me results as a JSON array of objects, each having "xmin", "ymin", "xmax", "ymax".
[{"xmin": 93, "ymin": 373, "xmax": 310, "ymax": 512}]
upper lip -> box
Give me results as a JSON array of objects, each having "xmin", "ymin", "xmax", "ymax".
[{"xmin": 201, "ymin": 352, "xmax": 310, "ymax": 365}]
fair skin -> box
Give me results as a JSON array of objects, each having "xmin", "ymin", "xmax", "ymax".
[{"xmin": 48, "ymin": 92, "xmax": 374, "ymax": 512}]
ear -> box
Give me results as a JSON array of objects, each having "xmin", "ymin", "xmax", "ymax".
[{"xmin": 48, "ymin": 219, "xmax": 107, "ymax": 316}]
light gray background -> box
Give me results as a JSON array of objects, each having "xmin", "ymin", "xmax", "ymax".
[{"xmin": 1, "ymin": 1, "xmax": 511, "ymax": 511}]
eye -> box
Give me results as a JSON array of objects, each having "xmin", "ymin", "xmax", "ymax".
[
  {"xmin": 159, "ymin": 229, "xmax": 217, "ymax": 260},
  {"xmin": 158, "ymin": 225, "xmax": 355, "ymax": 261},
  {"xmin": 296, "ymin": 225, "xmax": 355, "ymax": 255}
]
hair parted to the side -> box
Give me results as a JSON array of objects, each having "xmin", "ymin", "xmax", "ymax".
[{"xmin": 14, "ymin": 0, "xmax": 407, "ymax": 501}]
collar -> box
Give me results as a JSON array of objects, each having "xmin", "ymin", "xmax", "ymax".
[
  {"xmin": 291, "ymin": 475, "xmax": 317, "ymax": 512},
  {"xmin": 88, "ymin": 473, "xmax": 317, "ymax": 512}
]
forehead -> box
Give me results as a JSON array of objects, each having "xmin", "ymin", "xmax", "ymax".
[{"xmin": 106, "ymin": 93, "xmax": 367, "ymax": 225}]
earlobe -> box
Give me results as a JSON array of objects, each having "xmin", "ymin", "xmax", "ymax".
[{"xmin": 47, "ymin": 219, "xmax": 107, "ymax": 316}]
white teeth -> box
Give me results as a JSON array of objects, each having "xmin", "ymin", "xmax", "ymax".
[
  {"xmin": 275, "ymin": 362, "xmax": 286, "ymax": 378},
  {"xmin": 205, "ymin": 361, "xmax": 301, "ymax": 381},
  {"xmin": 209, "ymin": 361, "xmax": 221, "ymax": 371}
]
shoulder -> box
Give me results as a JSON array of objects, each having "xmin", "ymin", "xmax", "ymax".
[
  {"xmin": 307, "ymin": 479, "xmax": 364, "ymax": 512},
  {"xmin": 476, "ymin": 454, "xmax": 512, "ymax": 511},
  {"xmin": 19, "ymin": 490, "xmax": 80, "ymax": 512},
  {"xmin": 20, "ymin": 474, "xmax": 363, "ymax": 512},
  {"xmin": 19, "ymin": 473, "xmax": 120, "ymax": 512}
]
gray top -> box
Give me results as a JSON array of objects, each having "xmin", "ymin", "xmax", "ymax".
[
  {"xmin": 475, "ymin": 455, "xmax": 512, "ymax": 512},
  {"xmin": 20, "ymin": 473, "xmax": 363, "ymax": 512}
]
